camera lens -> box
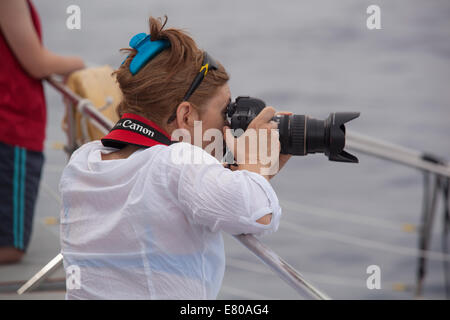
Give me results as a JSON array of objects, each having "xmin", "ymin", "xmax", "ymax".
[
  {"xmin": 228, "ymin": 96, "xmax": 359, "ymax": 163},
  {"xmin": 273, "ymin": 112, "xmax": 359, "ymax": 162}
]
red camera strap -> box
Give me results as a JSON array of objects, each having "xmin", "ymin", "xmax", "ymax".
[{"xmin": 101, "ymin": 113, "xmax": 174, "ymax": 149}]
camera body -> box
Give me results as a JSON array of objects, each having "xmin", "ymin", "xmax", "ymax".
[{"xmin": 226, "ymin": 96, "xmax": 360, "ymax": 163}]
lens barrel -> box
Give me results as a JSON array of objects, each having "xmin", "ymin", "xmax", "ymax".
[{"xmin": 227, "ymin": 96, "xmax": 359, "ymax": 163}]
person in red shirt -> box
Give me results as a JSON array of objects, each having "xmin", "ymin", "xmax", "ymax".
[{"xmin": 0, "ymin": 0, "xmax": 84, "ymax": 263}]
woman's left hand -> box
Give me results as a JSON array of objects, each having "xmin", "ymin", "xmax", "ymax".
[
  {"xmin": 267, "ymin": 111, "xmax": 292, "ymax": 179},
  {"xmin": 223, "ymin": 111, "xmax": 293, "ymax": 179}
]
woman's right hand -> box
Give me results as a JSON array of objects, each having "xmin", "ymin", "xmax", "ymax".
[{"xmin": 222, "ymin": 106, "xmax": 281, "ymax": 181}]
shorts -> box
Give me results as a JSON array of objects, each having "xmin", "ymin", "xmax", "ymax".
[{"xmin": 0, "ymin": 141, "xmax": 44, "ymax": 251}]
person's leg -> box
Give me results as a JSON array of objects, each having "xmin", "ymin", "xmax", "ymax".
[
  {"xmin": 0, "ymin": 141, "xmax": 19, "ymax": 263},
  {"xmin": 0, "ymin": 142, "xmax": 44, "ymax": 264},
  {"xmin": 22, "ymin": 147, "xmax": 45, "ymax": 253},
  {"xmin": 0, "ymin": 247, "xmax": 24, "ymax": 264}
]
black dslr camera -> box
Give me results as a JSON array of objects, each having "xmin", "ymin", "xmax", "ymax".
[{"xmin": 226, "ymin": 96, "xmax": 360, "ymax": 163}]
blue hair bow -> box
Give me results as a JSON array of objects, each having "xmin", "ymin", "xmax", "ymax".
[{"xmin": 126, "ymin": 33, "xmax": 170, "ymax": 75}]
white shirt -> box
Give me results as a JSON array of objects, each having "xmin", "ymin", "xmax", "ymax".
[{"xmin": 59, "ymin": 140, "xmax": 282, "ymax": 299}]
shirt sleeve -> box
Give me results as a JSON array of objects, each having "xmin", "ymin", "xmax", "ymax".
[{"xmin": 161, "ymin": 143, "xmax": 282, "ymax": 237}]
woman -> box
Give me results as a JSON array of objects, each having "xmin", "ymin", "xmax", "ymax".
[
  {"xmin": 59, "ymin": 16, "xmax": 291, "ymax": 299},
  {"xmin": 0, "ymin": 0, "xmax": 84, "ymax": 264}
]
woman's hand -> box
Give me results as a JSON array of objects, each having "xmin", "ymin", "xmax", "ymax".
[
  {"xmin": 268, "ymin": 111, "xmax": 292, "ymax": 179},
  {"xmin": 223, "ymin": 107, "xmax": 292, "ymax": 181}
]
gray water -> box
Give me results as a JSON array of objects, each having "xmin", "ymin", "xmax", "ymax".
[{"xmin": 25, "ymin": 0, "xmax": 450, "ymax": 299}]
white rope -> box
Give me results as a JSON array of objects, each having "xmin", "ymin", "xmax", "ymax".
[
  {"xmin": 281, "ymin": 199, "xmax": 441, "ymax": 236},
  {"xmin": 226, "ymin": 256, "xmax": 393, "ymax": 289},
  {"xmin": 280, "ymin": 220, "xmax": 450, "ymax": 262}
]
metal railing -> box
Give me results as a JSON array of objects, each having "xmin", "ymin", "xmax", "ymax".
[
  {"xmin": 346, "ymin": 131, "xmax": 450, "ymax": 298},
  {"xmin": 346, "ymin": 131, "xmax": 450, "ymax": 178}
]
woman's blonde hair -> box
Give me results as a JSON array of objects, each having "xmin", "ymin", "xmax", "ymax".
[{"xmin": 113, "ymin": 16, "xmax": 229, "ymax": 126}]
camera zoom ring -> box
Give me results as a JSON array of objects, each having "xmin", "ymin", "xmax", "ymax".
[{"xmin": 290, "ymin": 115, "xmax": 306, "ymax": 155}]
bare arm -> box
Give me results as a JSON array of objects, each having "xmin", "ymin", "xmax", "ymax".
[
  {"xmin": 256, "ymin": 214, "xmax": 272, "ymax": 225},
  {"xmin": 0, "ymin": 0, "xmax": 84, "ymax": 79}
]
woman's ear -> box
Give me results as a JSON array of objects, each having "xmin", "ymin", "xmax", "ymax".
[{"xmin": 175, "ymin": 101, "xmax": 200, "ymax": 129}]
